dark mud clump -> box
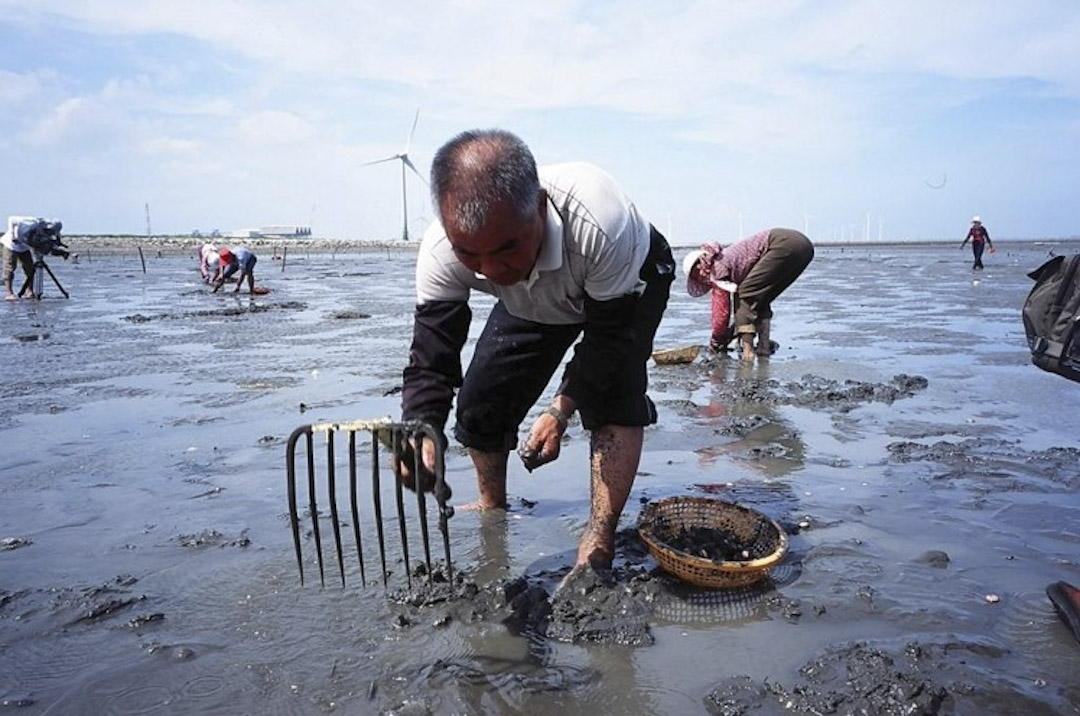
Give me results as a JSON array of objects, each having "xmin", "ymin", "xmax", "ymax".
[
  {"xmin": 705, "ymin": 642, "xmax": 948, "ymax": 715},
  {"xmin": 384, "ymin": 562, "xmax": 655, "ymax": 647},
  {"xmin": 704, "ymin": 638, "xmax": 1067, "ymax": 715},
  {"xmin": 654, "ymin": 525, "xmax": 749, "ymax": 562},
  {"xmin": 886, "ymin": 437, "xmax": 1080, "ymax": 492},
  {"xmin": 1, "ymin": 537, "xmax": 33, "ymax": 551},
  {"xmin": 175, "ymin": 529, "xmax": 251, "ymax": 549},
  {"xmin": 0, "ymin": 575, "xmax": 152, "ymax": 628},
  {"xmin": 689, "ymin": 372, "xmax": 929, "ymax": 413},
  {"xmin": 120, "ymin": 301, "xmax": 307, "ymax": 322},
  {"xmin": 327, "ymin": 309, "xmax": 371, "ymax": 320},
  {"xmin": 544, "ymin": 564, "xmax": 654, "ymax": 646}
]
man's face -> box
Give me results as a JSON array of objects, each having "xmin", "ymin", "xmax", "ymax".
[{"xmin": 443, "ymin": 192, "xmax": 546, "ymax": 286}]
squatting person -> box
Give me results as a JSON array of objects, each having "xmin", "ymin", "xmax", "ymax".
[
  {"xmin": 397, "ymin": 128, "xmax": 675, "ymax": 570},
  {"xmin": 683, "ymin": 228, "xmax": 814, "ymax": 360},
  {"xmin": 212, "ymin": 246, "xmax": 258, "ymax": 293}
]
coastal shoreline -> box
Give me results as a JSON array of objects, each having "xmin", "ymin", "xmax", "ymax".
[
  {"xmin": 62, "ymin": 235, "xmax": 423, "ymax": 257},
  {"xmin": 61, "ymin": 234, "xmax": 1080, "ymax": 258}
]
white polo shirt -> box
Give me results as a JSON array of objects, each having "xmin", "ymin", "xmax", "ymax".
[{"xmin": 415, "ymin": 162, "xmax": 651, "ymax": 325}]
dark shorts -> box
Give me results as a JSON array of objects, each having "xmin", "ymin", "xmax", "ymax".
[
  {"xmin": 453, "ymin": 227, "xmax": 674, "ymax": 453},
  {"xmin": 733, "ymin": 228, "xmax": 814, "ymax": 332}
]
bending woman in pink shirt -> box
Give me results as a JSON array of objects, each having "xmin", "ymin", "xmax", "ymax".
[{"xmin": 683, "ymin": 228, "xmax": 814, "ymax": 361}]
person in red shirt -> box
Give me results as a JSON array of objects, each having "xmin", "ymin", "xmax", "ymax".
[
  {"xmin": 960, "ymin": 215, "xmax": 995, "ymax": 270},
  {"xmin": 684, "ymin": 228, "xmax": 814, "ymax": 361}
]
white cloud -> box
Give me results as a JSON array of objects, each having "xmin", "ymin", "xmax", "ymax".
[{"xmin": 0, "ymin": 0, "xmax": 1077, "ymax": 238}]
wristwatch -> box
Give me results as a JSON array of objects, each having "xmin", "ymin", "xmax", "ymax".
[{"xmin": 543, "ymin": 405, "xmax": 569, "ymax": 431}]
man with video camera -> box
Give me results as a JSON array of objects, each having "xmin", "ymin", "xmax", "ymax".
[{"xmin": 2, "ymin": 216, "xmax": 66, "ymax": 300}]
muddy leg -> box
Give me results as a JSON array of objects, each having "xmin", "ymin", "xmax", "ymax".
[
  {"xmin": 577, "ymin": 425, "xmax": 643, "ymax": 568},
  {"xmin": 740, "ymin": 332, "xmax": 756, "ymax": 361},
  {"xmin": 469, "ymin": 449, "xmax": 509, "ymax": 510}
]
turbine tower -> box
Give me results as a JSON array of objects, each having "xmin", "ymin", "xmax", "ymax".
[{"xmin": 364, "ymin": 109, "xmax": 425, "ymax": 241}]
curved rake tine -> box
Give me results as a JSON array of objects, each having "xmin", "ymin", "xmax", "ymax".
[
  {"xmin": 286, "ymin": 426, "xmax": 309, "ymax": 586},
  {"xmin": 326, "ymin": 430, "xmax": 346, "ymax": 587},
  {"xmin": 373, "ymin": 430, "xmax": 388, "ymax": 587},
  {"xmin": 349, "ymin": 431, "xmax": 366, "ymax": 588},
  {"xmin": 393, "ymin": 428, "xmax": 412, "ymax": 589},
  {"xmin": 306, "ymin": 430, "xmax": 326, "ymax": 587},
  {"xmin": 417, "ymin": 422, "xmax": 454, "ymax": 584},
  {"xmin": 412, "ymin": 428, "xmax": 433, "ymax": 585}
]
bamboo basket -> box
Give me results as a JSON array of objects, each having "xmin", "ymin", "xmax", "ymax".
[
  {"xmin": 652, "ymin": 345, "xmax": 701, "ymax": 365},
  {"xmin": 637, "ymin": 496, "xmax": 788, "ymax": 589}
]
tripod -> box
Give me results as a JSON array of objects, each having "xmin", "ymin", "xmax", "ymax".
[{"xmin": 18, "ymin": 251, "xmax": 69, "ymax": 299}]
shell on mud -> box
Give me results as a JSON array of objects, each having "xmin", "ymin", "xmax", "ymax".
[{"xmin": 652, "ymin": 345, "xmax": 701, "ymax": 365}]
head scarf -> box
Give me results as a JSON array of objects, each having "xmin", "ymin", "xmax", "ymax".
[{"xmin": 685, "ymin": 242, "xmax": 724, "ymax": 297}]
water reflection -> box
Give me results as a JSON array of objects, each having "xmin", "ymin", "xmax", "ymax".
[{"xmin": 693, "ymin": 357, "xmax": 807, "ymax": 478}]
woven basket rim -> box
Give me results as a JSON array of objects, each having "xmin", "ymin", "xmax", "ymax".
[{"xmin": 637, "ymin": 496, "xmax": 788, "ymax": 571}]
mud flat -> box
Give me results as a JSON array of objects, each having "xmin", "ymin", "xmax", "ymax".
[{"xmin": 1, "ymin": 241, "xmax": 1079, "ymax": 714}]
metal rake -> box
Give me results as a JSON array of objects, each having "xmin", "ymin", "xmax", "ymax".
[{"xmin": 285, "ymin": 418, "xmax": 453, "ymax": 589}]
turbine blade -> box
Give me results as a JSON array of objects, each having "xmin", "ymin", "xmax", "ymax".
[
  {"xmin": 405, "ymin": 108, "xmax": 420, "ymax": 153},
  {"xmin": 402, "ymin": 155, "xmax": 427, "ymax": 185},
  {"xmin": 362, "ymin": 154, "xmax": 401, "ymax": 167}
]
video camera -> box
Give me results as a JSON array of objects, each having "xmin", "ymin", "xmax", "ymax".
[{"xmin": 25, "ymin": 220, "xmax": 69, "ymax": 260}]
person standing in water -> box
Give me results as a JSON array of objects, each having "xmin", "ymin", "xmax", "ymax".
[{"xmin": 960, "ymin": 215, "xmax": 994, "ymax": 270}]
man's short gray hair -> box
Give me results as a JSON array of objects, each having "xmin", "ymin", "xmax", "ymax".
[{"xmin": 430, "ymin": 129, "xmax": 540, "ymax": 235}]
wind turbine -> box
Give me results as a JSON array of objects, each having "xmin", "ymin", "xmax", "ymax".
[{"xmin": 364, "ymin": 109, "xmax": 426, "ymax": 241}]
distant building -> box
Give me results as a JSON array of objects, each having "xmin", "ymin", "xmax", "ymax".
[{"xmin": 259, "ymin": 225, "xmax": 312, "ymax": 238}]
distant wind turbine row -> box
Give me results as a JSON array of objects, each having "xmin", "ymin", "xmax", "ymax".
[{"xmin": 363, "ymin": 109, "xmax": 427, "ymax": 241}]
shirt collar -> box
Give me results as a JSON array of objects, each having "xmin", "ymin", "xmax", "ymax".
[{"xmin": 524, "ymin": 196, "xmax": 563, "ymax": 288}]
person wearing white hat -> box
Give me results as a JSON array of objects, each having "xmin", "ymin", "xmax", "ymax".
[
  {"xmin": 683, "ymin": 228, "xmax": 814, "ymax": 360},
  {"xmin": 197, "ymin": 242, "xmax": 221, "ymax": 283},
  {"xmin": 960, "ymin": 215, "xmax": 994, "ymax": 270}
]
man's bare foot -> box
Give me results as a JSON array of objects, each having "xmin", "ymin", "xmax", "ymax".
[
  {"xmin": 455, "ymin": 499, "xmax": 507, "ymax": 513},
  {"xmin": 4, "ymin": 293, "xmax": 16, "ymax": 301},
  {"xmin": 575, "ymin": 528, "xmax": 614, "ymax": 569},
  {"xmin": 756, "ymin": 339, "xmax": 779, "ymax": 356}
]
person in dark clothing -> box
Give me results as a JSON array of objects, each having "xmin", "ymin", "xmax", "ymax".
[
  {"xmin": 398, "ymin": 128, "xmax": 675, "ymax": 570},
  {"xmin": 960, "ymin": 215, "xmax": 995, "ymax": 270}
]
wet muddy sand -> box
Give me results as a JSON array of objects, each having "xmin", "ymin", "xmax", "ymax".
[{"xmin": 1, "ymin": 240, "xmax": 1079, "ymax": 714}]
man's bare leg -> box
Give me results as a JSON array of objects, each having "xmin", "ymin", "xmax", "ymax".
[
  {"xmin": 740, "ymin": 332, "xmax": 756, "ymax": 361},
  {"xmin": 576, "ymin": 424, "xmax": 644, "ymax": 568},
  {"xmin": 469, "ymin": 449, "xmax": 509, "ymax": 510}
]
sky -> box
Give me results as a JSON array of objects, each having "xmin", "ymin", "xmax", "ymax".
[{"xmin": 1, "ymin": 1, "xmax": 1078, "ymax": 245}]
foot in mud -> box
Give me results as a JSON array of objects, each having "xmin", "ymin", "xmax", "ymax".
[
  {"xmin": 575, "ymin": 527, "xmax": 614, "ymax": 570},
  {"xmin": 454, "ymin": 500, "xmax": 506, "ymax": 513},
  {"xmin": 756, "ymin": 340, "xmax": 780, "ymax": 357},
  {"xmin": 1046, "ymin": 581, "xmax": 1080, "ymax": 644}
]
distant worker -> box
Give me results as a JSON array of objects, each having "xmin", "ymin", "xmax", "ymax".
[
  {"xmin": 212, "ymin": 246, "xmax": 258, "ymax": 293},
  {"xmin": 197, "ymin": 242, "xmax": 220, "ymax": 283},
  {"xmin": 683, "ymin": 229, "xmax": 814, "ymax": 361},
  {"xmin": 960, "ymin": 215, "xmax": 994, "ymax": 270},
  {"xmin": 2, "ymin": 216, "xmax": 40, "ymax": 300}
]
